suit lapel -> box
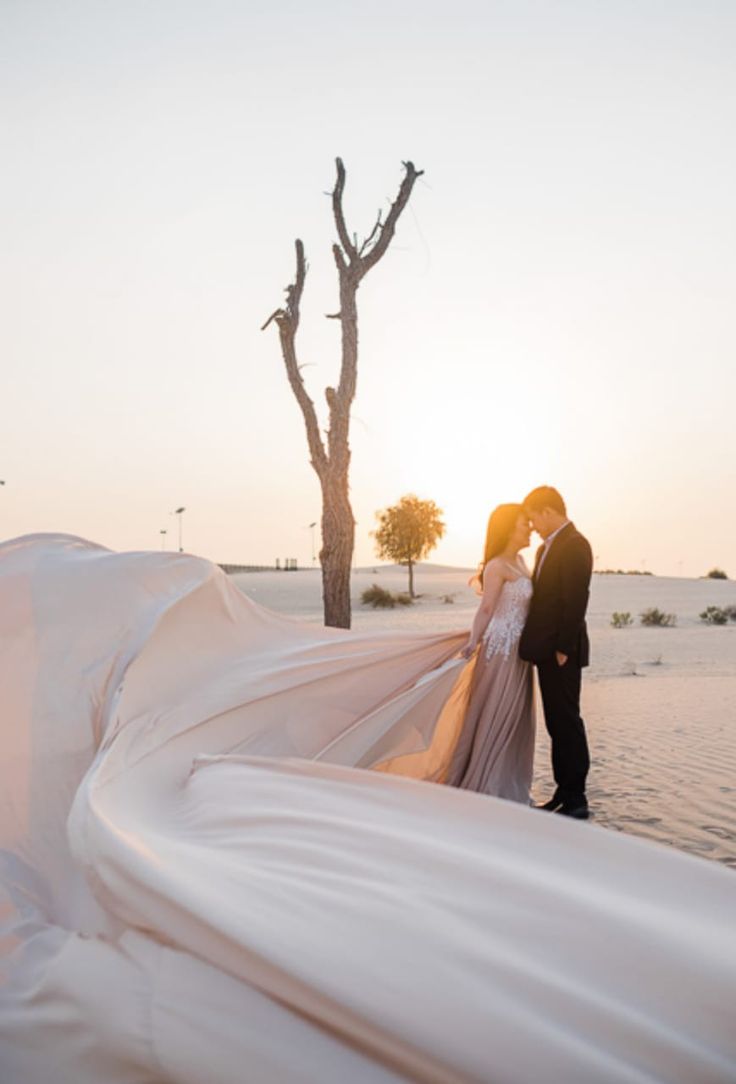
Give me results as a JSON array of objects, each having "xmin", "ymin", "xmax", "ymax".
[
  {"xmin": 535, "ymin": 522, "xmax": 574, "ymax": 584},
  {"xmin": 532, "ymin": 543, "xmax": 545, "ymax": 581}
]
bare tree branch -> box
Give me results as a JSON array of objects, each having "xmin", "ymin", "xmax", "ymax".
[
  {"xmin": 260, "ymin": 308, "xmax": 283, "ymax": 332},
  {"xmin": 332, "ymin": 158, "xmax": 358, "ymax": 264},
  {"xmin": 262, "ymin": 240, "xmax": 327, "ymax": 475},
  {"xmin": 357, "ymin": 161, "xmax": 424, "ymax": 278},
  {"xmin": 331, "ymin": 242, "xmax": 348, "ymax": 274},
  {"xmin": 335, "ymin": 160, "xmax": 424, "ymax": 409},
  {"xmin": 358, "ymin": 209, "xmax": 383, "ymax": 257}
]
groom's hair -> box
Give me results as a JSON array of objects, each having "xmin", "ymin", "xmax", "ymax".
[{"xmin": 523, "ymin": 486, "xmax": 567, "ymax": 516}]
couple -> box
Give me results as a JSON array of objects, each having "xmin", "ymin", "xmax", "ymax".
[{"xmin": 450, "ymin": 486, "xmax": 593, "ymax": 819}]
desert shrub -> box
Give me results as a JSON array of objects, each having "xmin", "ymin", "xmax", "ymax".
[
  {"xmin": 598, "ymin": 569, "xmax": 653, "ymax": 576},
  {"xmin": 640, "ymin": 608, "xmax": 676, "ymax": 627},
  {"xmin": 442, "ymin": 594, "xmax": 456, "ymax": 604},
  {"xmin": 361, "ymin": 584, "xmax": 396, "ymax": 608},
  {"xmin": 361, "ymin": 584, "xmax": 413, "ymax": 609},
  {"xmin": 706, "ymin": 568, "xmax": 728, "ymax": 580},
  {"xmin": 700, "ymin": 606, "xmax": 728, "ymax": 625},
  {"xmin": 610, "ymin": 612, "xmax": 633, "ymax": 628},
  {"xmin": 724, "ymin": 604, "xmax": 736, "ymax": 622},
  {"xmin": 363, "ymin": 584, "xmax": 393, "ymax": 608}
]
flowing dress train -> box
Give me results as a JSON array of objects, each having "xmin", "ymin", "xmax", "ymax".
[{"xmin": 1, "ymin": 535, "xmax": 735, "ymax": 1084}]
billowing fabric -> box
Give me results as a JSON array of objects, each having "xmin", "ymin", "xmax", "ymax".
[{"xmin": 0, "ymin": 534, "xmax": 734, "ymax": 1084}]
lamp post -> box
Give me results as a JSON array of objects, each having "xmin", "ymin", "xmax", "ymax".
[
  {"xmin": 308, "ymin": 521, "xmax": 317, "ymax": 565},
  {"xmin": 160, "ymin": 529, "xmax": 167, "ymax": 551},
  {"xmin": 173, "ymin": 507, "xmax": 186, "ymax": 553}
]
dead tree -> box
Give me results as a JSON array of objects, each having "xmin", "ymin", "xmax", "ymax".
[{"xmin": 262, "ymin": 158, "xmax": 424, "ymax": 628}]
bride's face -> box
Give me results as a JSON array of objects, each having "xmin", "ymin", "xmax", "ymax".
[{"xmin": 509, "ymin": 514, "xmax": 531, "ymax": 552}]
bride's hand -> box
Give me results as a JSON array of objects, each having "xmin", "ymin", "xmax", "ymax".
[{"xmin": 460, "ymin": 641, "xmax": 476, "ymax": 659}]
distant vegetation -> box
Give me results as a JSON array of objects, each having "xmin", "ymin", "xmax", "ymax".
[
  {"xmin": 373, "ymin": 495, "xmax": 445, "ymax": 599},
  {"xmin": 361, "ymin": 584, "xmax": 413, "ymax": 609},
  {"xmin": 640, "ymin": 608, "xmax": 676, "ymax": 627},
  {"xmin": 598, "ymin": 569, "xmax": 653, "ymax": 576},
  {"xmin": 620, "ymin": 602, "xmax": 736, "ymax": 626},
  {"xmin": 700, "ymin": 606, "xmax": 729, "ymax": 625},
  {"xmin": 705, "ymin": 568, "xmax": 728, "ymax": 580}
]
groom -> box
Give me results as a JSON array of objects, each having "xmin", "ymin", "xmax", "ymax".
[{"xmin": 519, "ymin": 486, "xmax": 593, "ymax": 819}]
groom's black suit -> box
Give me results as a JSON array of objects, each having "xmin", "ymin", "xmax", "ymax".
[{"xmin": 519, "ymin": 523, "xmax": 592, "ymax": 805}]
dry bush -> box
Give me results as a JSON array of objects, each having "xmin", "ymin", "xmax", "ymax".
[{"xmin": 640, "ymin": 608, "xmax": 676, "ymax": 627}]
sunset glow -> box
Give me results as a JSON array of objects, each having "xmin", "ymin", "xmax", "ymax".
[{"xmin": 2, "ymin": 2, "xmax": 734, "ymax": 576}]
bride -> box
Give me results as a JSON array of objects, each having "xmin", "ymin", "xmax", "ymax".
[{"xmin": 448, "ymin": 503, "xmax": 535, "ymax": 803}]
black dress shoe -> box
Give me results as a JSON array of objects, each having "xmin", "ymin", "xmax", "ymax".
[
  {"xmin": 536, "ymin": 795, "xmax": 564, "ymax": 811},
  {"xmin": 556, "ymin": 802, "xmax": 590, "ymax": 820}
]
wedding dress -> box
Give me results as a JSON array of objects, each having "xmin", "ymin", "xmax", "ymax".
[
  {"xmin": 447, "ymin": 566, "xmax": 535, "ymax": 801},
  {"xmin": 1, "ymin": 534, "xmax": 734, "ymax": 1083}
]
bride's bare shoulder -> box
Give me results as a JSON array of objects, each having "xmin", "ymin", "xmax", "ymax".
[{"xmin": 484, "ymin": 556, "xmax": 512, "ymax": 580}]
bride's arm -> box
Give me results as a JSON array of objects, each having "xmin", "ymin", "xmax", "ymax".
[{"xmin": 461, "ymin": 562, "xmax": 506, "ymax": 658}]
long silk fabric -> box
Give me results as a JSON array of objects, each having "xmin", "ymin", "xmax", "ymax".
[{"xmin": 1, "ymin": 534, "xmax": 734, "ymax": 1083}]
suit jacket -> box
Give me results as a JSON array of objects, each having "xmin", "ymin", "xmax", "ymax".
[{"xmin": 519, "ymin": 522, "xmax": 593, "ymax": 668}]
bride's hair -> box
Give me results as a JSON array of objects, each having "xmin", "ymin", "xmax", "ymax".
[{"xmin": 469, "ymin": 503, "xmax": 523, "ymax": 593}]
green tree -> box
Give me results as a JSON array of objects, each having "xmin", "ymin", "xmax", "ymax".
[{"xmin": 373, "ymin": 495, "xmax": 445, "ymax": 599}]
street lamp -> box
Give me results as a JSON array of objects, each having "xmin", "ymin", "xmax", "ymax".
[
  {"xmin": 173, "ymin": 507, "xmax": 186, "ymax": 553},
  {"xmin": 160, "ymin": 529, "xmax": 167, "ymax": 551},
  {"xmin": 307, "ymin": 521, "xmax": 317, "ymax": 565}
]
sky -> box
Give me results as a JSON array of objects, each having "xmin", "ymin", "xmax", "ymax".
[{"xmin": 1, "ymin": 0, "xmax": 735, "ymax": 575}]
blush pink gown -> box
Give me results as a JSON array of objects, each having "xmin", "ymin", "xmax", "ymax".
[{"xmin": 448, "ymin": 570, "xmax": 536, "ymax": 803}]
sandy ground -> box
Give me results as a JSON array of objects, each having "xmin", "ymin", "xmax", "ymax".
[{"xmin": 231, "ymin": 566, "xmax": 736, "ymax": 869}]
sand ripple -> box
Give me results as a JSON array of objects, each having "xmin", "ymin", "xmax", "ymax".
[{"xmin": 534, "ymin": 673, "xmax": 736, "ymax": 867}]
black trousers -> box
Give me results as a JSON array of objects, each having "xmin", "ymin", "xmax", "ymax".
[{"xmin": 537, "ymin": 660, "xmax": 590, "ymax": 802}]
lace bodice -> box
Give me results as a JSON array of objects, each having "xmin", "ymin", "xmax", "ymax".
[{"xmin": 482, "ymin": 575, "xmax": 533, "ymax": 660}]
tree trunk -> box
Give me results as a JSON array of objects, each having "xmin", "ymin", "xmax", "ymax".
[
  {"xmin": 408, "ymin": 559, "xmax": 415, "ymax": 599},
  {"xmin": 320, "ymin": 468, "xmax": 354, "ymax": 628}
]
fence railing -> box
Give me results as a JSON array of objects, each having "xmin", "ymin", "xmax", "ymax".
[{"xmin": 218, "ymin": 560, "xmax": 300, "ymax": 574}]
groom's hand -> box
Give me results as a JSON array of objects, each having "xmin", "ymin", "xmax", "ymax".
[{"xmin": 555, "ymin": 651, "xmax": 568, "ymax": 667}]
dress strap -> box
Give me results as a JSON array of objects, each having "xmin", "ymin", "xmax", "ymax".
[{"xmin": 501, "ymin": 558, "xmax": 526, "ymax": 580}]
